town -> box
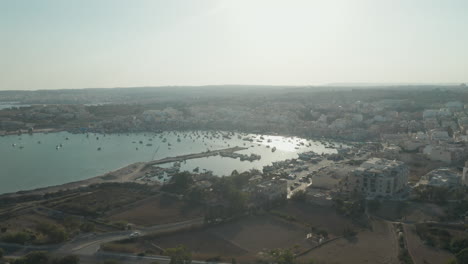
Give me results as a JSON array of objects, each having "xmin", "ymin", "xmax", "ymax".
[{"xmin": 1, "ymin": 85, "xmax": 468, "ymax": 264}]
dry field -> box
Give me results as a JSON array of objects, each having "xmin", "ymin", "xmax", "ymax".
[
  {"xmin": 107, "ymin": 214, "xmax": 314, "ymax": 262},
  {"xmin": 374, "ymin": 201, "xmax": 446, "ymax": 222},
  {"xmin": 206, "ymin": 214, "xmax": 314, "ymax": 253},
  {"xmin": 298, "ymin": 219, "xmax": 399, "ymax": 264},
  {"xmin": 106, "ymin": 193, "xmax": 203, "ymax": 226},
  {"xmin": 274, "ymin": 201, "xmax": 357, "ymax": 236}
]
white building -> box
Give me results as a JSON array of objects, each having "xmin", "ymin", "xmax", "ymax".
[
  {"xmin": 462, "ymin": 161, "xmax": 468, "ymax": 186},
  {"xmin": 417, "ymin": 168, "xmax": 460, "ymax": 187},
  {"xmin": 351, "ymin": 158, "xmax": 408, "ymax": 197}
]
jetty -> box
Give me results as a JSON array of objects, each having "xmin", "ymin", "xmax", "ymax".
[{"xmin": 144, "ymin": 146, "xmax": 247, "ymax": 168}]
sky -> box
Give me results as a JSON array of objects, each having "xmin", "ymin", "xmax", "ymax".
[{"xmin": 0, "ymin": 0, "xmax": 467, "ymax": 90}]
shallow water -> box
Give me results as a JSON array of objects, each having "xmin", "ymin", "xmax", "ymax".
[{"xmin": 0, "ymin": 131, "xmax": 339, "ymax": 194}]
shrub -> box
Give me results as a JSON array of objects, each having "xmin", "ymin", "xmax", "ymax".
[
  {"xmin": 80, "ymin": 222, "xmax": 95, "ymax": 233},
  {"xmin": 2, "ymin": 231, "xmax": 31, "ymax": 244},
  {"xmin": 456, "ymin": 248, "xmax": 468, "ymax": 264},
  {"xmin": 36, "ymin": 222, "xmax": 68, "ymax": 243},
  {"xmin": 290, "ymin": 190, "xmax": 306, "ymax": 202},
  {"xmin": 54, "ymin": 255, "xmax": 80, "ymax": 264}
]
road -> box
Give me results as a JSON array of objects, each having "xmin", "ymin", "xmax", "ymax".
[
  {"xmin": 5, "ymin": 218, "xmax": 206, "ymax": 263},
  {"xmin": 56, "ymin": 218, "xmax": 204, "ymax": 255}
]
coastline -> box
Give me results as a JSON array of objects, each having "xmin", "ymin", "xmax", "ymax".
[{"xmin": 0, "ymin": 146, "xmax": 247, "ymax": 198}]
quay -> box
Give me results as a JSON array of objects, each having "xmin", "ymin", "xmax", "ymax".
[{"xmin": 144, "ymin": 146, "xmax": 247, "ymax": 168}]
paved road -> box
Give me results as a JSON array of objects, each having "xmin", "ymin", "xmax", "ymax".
[
  {"xmin": 56, "ymin": 218, "xmax": 204, "ymax": 255},
  {"xmin": 4, "ymin": 218, "xmax": 205, "ymax": 263}
]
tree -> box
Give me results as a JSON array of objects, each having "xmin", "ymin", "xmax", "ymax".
[
  {"xmin": 55, "ymin": 255, "xmax": 80, "ymax": 264},
  {"xmin": 165, "ymin": 245, "xmax": 192, "ymax": 264},
  {"xmin": 450, "ymin": 238, "xmax": 468, "ymax": 254},
  {"xmin": 22, "ymin": 251, "xmax": 49, "ymax": 264},
  {"xmin": 162, "ymin": 172, "xmax": 193, "ymax": 194},
  {"xmin": 2, "ymin": 231, "xmax": 31, "ymax": 244},
  {"xmin": 270, "ymin": 249, "xmax": 295, "ymax": 264},
  {"xmin": 367, "ymin": 199, "xmax": 381, "ymax": 213},
  {"xmin": 36, "ymin": 222, "xmax": 68, "ymax": 243},
  {"xmin": 457, "ymin": 248, "xmax": 468, "ymax": 264},
  {"xmin": 290, "ymin": 190, "xmax": 306, "ymax": 202},
  {"xmin": 80, "ymin": 222, "xmax": 95, "ymax": 233}
]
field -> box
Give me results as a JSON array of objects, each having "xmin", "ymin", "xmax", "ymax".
[
  {"xmin": 298, "ymin": 219, "xmax": 399, "ymax": 264},
  {"xmin": 274, "ymin": 201, "xmax": 358, "ymax": 236},
  {"xmin": 106, "ymin": 193, "xmax": 203, "ymax": 226},
  {"xmin": 106, "ymin": 214, "xmax": 314, "ymax": 262},
  {"xmin": 374, "ymin": 201, "xmax": 446, "ymax": 222},
  {"xmin": 49, "ymin": 183, "xmax": 156, "ymax": 217}
]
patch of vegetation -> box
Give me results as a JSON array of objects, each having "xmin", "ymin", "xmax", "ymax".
[
  {"xmin": 290, "ymin": 190, "xmax": 307, "ymax": 202},
  {"xmin": 101, "ymin": 243, "xmax": 137, "ymax": 254},
  {"xmin": 8, "ymin": 251, "xmax": 79, "ymax": 264},
  {"xmin": 271, "ymin": 210, "xmax": 297, "ymax": 222},
  {"xmin": 164, "ymin": 245, "xmax": 192, "ymax": 264},
  {"xmin": 398, "ymin": 249, "xmax": 414, "ymax": 264},
  {"xmin": 52, "ymin": 182, "xmax": 154, "ymax": 217},
  {"xmin": 1, "ymin": 231, "xmax": 32, "ymax": 245},
  {"xmin": 367, "ymin": 199, "xmax": 381, "ymax": 213},
  {"xmin": 415, "ymin": 223, "xmax": 452, "ymax": 250},
  {"xmin": 412, "ymin": 186, "xmax": 451, "ymax": 204},
  {"xmin": 333, "ymin": 196, "xmax": 365, "ymax": 219},
  {"xmin": 342, "ymin": 226, "xmax": 357, "ymax": 238},
  {"xmin": 36, "ymin": 222, "xmax": 68, "ymax": 244}
]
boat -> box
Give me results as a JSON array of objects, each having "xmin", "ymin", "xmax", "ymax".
[{"xmin": 97, "ymin": 147, "xmax": 101, "ymax": 151}]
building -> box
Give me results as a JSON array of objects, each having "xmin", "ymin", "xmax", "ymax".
[
  {"xmin": 422, "ymin": 144, "xmax": 467, "ymax": 164},
  {"xmin": 249, "ymin": 179, "xmax": 288, "ymax": 206},
  {"xmin": 350, "ymin": 158, "xmax": 408, "ymax": 197},
  {"xmin": 417, "ymin": 168, "xmax": 460, "ymax": 187},
  {"xmin": 462, "ymin": 161, "xmax": 468, "ymax": 186}
]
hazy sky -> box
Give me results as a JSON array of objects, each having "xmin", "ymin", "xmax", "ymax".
[{"xmin": 1, "ymin": 0, "xmax": 467, "ymax": 90}]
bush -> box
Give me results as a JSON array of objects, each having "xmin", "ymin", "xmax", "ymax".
[
  {"xmin": 164, "ymin": 245, "xmax": 192, "ymax": 264},
  {"xmin": 450, "ymin": 238, "xmax": 468, "ymax": 254},
  {"xmin": 14, "ymin": 251, "xmax": 49, "ymax": 264},
  {"xmin": 80, "ymin": 222, "xmax": 95, "ymax": 233},
  {"xmin": 2, "ymin": 231, "xmax": 31, "ymax": 244},
  {"xmin": 342, "ymin": 227, "xmax": 357, "ymax": 238},
  {"xmin": 398, "ymin": 249, "xmax": 413, "ymax": 264},
  {"xmin": 367, "ymin": 199, "xmax": 381, "ymax": 213},
  {"xmin": 456, "ymin": 248, "xmax": 468, "ymax": 264},
  {"xmin": 290, "ymin": 190, "xmax": 306, "ymax": 202},
  {"xmin": 36, "ymin": 222, "xmax": 68, "ymax": 243},
  {"xmin": 53, "ymin": 255, "xmax": 80, "ymax": 264}
]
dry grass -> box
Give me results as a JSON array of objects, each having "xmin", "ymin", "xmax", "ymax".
[
  {"xmin": 106, "ymin": 194, "xmax": 203, "ymax": 226},
  {"xmin": 274, "ymin": 201, "xmax": 357, "ymax": 236},
  {"xmin": 298, "ymin": 219, "xmax": 399, "ymax": 264},
  {"xmin": 106, "ymin": 214, "xmax": 314, "ymax": 262}
]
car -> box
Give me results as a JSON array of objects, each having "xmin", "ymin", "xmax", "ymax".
[{"xmin": 129, "ymin": 231, "xmax": 141, "ymax": 237}]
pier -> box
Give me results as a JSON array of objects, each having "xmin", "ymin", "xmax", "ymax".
[{"xmin": 144, "ymin": 146, "xmax": 247, "ymax": 168}]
